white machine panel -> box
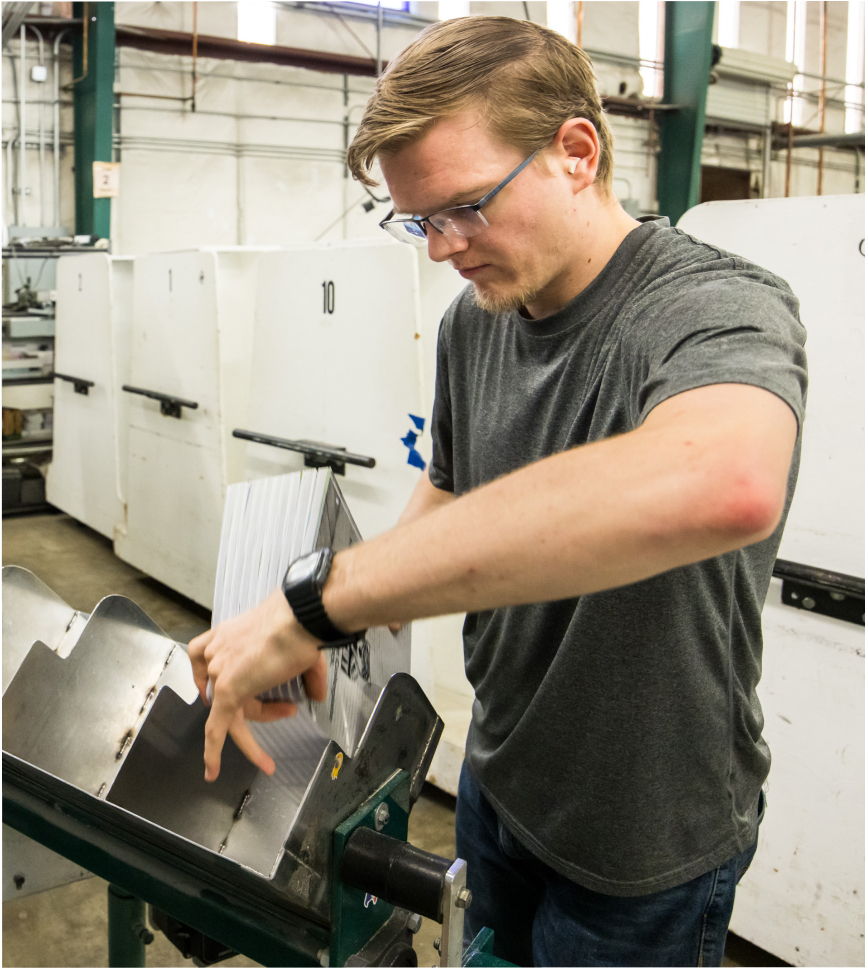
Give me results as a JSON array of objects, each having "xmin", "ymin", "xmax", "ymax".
[
  {"xmin": 47, "ymin": 255, "xmax": 133, "ymax": 540},
  {"xmin": 241, "ymin": 240, "xmax": 473, "ymax": 779},
  {"xmin": 679, "ymin": 196, "xmax": 865, "ymax": 576},
  {"xmin": 678, "ymin": 197, "xmax": 864, "ymax": 966},
  {"xmin": 114, "ymin": 248, "xmax": 274, "ymax": 608}
]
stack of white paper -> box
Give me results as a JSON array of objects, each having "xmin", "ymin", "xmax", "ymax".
[{"xmin": 212, "ymin": 468, "xmax": 410, "ymax": 760}]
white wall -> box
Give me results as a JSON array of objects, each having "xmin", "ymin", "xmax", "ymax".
[{"xmin": 4, "ymin": 1, "xmax": 862, "ymax": 249}]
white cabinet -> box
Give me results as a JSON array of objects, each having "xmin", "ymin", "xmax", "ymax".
[
  {"xmin": 47, "ymin": 255, "xmax": 133, "ymax": 540},
  {"xmin": 679, "ymin": 196, "xmax": 865, "ymax": 967},
  {"xmin": 113, "ymin": 248, "xmax": 275, "ymax": 608}
]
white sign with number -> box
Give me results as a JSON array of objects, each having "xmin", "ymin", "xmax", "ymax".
[{"xmin": 92, "ymin": 161, "xmax": 120, "ymax": 198}]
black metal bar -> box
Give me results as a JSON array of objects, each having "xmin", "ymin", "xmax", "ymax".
[
  {"xmin": 773, "ymin": 559, "xmax": 865, "ymax": 598},
  {"xmin": 122, "ymin": 385, "xmax": 198, "ymax": 420},
  {"xmin": 54, "ymin": 371, "xmax": 95, "ymax": 395},
  {"xmin": 773, "ymin": 559, "xmax": 865, "ymax": 627},
  {"xmin": 233, "ymin": 429, "xmax": 375, "ymax": 475}
]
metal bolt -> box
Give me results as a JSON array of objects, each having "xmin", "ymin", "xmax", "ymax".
[
  {"xmin": 374, "ymin": 802, "xmax": 390, "ymax": 831},
  {"xmin": 802, "ymin": 597, "xmax": 816, "ymax": 610},
  {"xmin": 433, "ymin": 937, "xmax": 441, "ymax": 951},
  {"xmin": 407, "ymin": 913, "xmax": 422, "ymax": 934},
  {"xmin": 138, "ymin": 926, "xmax": 155, "ymax": 945},
  {"xmin": 455, "ymin": 887, "xmax": 472, "ymax": 909},
  {"xmin": 829, "ymin": 591, "xmax": 845, "ymax": 601}
]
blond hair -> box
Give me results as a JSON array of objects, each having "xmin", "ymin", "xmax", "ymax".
[{"xmin": 348, "ymin": 16, "xmax": 614, "ymax": 192}]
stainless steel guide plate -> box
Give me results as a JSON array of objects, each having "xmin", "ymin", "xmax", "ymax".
[{"xmin": 2, "ymin": 550, "xmax": 440, "ymax": 924}]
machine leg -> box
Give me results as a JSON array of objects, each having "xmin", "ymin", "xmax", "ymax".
[{"xmin": 108, "ymin": 884, "xmax": 154, "ymax": 967}]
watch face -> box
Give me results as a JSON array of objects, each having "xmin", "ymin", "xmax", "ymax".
[{"xmin": 287, "ymin": 552, "xmax": 321, "ymax": 588}]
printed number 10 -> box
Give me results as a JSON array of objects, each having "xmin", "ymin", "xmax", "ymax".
[{"xmin": 322, "ymin": 281, "xmax": 335, "ymax": 314}]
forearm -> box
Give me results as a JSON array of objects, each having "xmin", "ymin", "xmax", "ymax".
[
  {"xmin": 324, "ymin": 401, "xmax": 789, "ymax": 632},
  {"xmin": 396, "ymin": 468, "xmax": 456, "ymax": 528}
]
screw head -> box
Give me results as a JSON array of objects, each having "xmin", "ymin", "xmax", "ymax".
[
  {"xmin": 802, "ymin": 596, "xmax": 816, "ymax": 609},
  {"xmin": 455, "ymin": 887, "xmax": 472, "ymax": 909},
  {"xmin": 374, "ymin": 802, "xmax": 390, "ymax": 831},
  {"xmin": 433, "ymin": 937, "xmax": 441, "ymax": 951}
]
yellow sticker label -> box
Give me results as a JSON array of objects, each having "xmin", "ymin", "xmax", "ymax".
[{"xmin": 331, "ymin": 752, "xmax": 344, "ymax": 780}]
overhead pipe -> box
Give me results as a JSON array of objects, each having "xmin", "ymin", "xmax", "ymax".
[
  {"xmin": 191, "ymin": 1, "xmax": 198, "ymax": 111},
  {"xmin": 20, "ymin": 23, "xmax": 26, "ymax": 225},
  {"xmin": 817, "ymin": 0, "xmax": 827, "ymax": 194},
  {"xmin": 27, "ymin": 24, "xmax": 46, "ymax": 227},
  {"xmin": 53, "ymin": 28, "xmax": 70, "ymax": 227}
]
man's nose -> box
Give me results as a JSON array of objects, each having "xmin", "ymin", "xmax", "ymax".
[{"xmin": 426, "ymin": 227, "xmax": 469, "ymax": 264}]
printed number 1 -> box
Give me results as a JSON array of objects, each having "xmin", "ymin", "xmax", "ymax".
[{"xmin": 322, "ymin": 281, "xmax": 335, "ymax": 314}]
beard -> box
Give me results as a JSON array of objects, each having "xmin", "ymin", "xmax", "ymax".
[{"xmin": 470, "ymin": 275, "xmax": 544, "ymax": 315}]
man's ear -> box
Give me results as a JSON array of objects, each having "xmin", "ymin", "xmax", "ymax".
[{"xmin": 556, "ymin": 118, "xmax": 600, "ymax": 190}]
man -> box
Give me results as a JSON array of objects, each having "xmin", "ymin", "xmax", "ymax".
[{"xmin": 189, "ymin": 17, "xmax": 807, "ymax": 967}]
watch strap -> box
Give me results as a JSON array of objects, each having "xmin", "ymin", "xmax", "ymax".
[{"xmin": 283, "ymin": 549, "xmax": 366, "ymax": 647}]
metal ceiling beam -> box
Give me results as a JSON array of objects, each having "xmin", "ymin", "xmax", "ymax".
[
  {"xmin": 657, "ymin": 2, "xmax": 715, "ymax": 226},
  {"xmin": 114, "ymin": 24, "xmax": 383, "ymax": 78}
]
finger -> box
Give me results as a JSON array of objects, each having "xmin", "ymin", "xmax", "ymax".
[
  {"xmin": 188, "ymin": 629, "xmax": 214, "ymax": 700},
  {"xmin": 303, "ymin": 653, "xmax": 328, "ymax": 703},
  {"xmin": 243, "ymin": 700, "xmax": 297, "ymax": 722},
  {"xmin": 229, "ymin": 712, "xmax": 276, "ymax": 776},
  {"xmin": 203, "ymin": 698, "xmax": 235, "ymax": 782},
  {"xmin": 388, "ymin": 622, "xmax": 402, "ymax": 634}
]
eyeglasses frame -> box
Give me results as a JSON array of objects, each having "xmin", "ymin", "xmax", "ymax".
[{"xmin": 378, "ymin": 150, "xmax": 539, "ymax": 240}]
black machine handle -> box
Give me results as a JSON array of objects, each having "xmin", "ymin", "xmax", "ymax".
[
  {"xmin": 122, "ymin": 385, "xmax": 199, "ymax": 420},
  {"xmin": 53, "ymin": 372, "xmax": 95, "ymax": 396},
  {"xmin": 232, "ymin": 429, "xmax": 375, "ymax": 477},
  {"xmin": 341, "ymin": 827, "xmax": 452, "ymax": 923}
]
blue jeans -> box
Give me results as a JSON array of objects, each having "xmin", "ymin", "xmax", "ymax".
[{"xmin": 456, "ymin": 764, "xmax": 761, "ymax": 967}]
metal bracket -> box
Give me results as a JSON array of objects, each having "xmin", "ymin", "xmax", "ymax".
[
  {"xmin": 233, "ymin": 429, "xmax": 376, "ymax": 476},
  {"xmin": 121, "ymin": 385, "xmax": 199, "ymax": 420},
  {"xmin": 774, "ymin": 559, "xmax": 865, "ymax": 627},
  {"xmin": 439, "ymin": 859, "xmax": 469, "ymax": 968},
  {"xmin": 53, "ymin": 372, "xmax": 94, "ymax": 395}
]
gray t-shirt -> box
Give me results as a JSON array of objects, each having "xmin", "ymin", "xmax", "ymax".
[{"xmin": 429, "ymin": 217, "xmax": 808, "ymax": 897}]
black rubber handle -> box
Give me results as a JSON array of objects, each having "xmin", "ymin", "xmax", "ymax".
[
  {"xmin": 232, "ymin": 429, "xmax": 376, "ymax": 470},
  {"xmin": 122, "ymin": 385, "xmax": 199, "ymax": 419},
  {"xmin": 53, "ymin": 372, "xmax": 94, "ymax": 395},
  {"xmin": 341, "ymin": 827, "xmax": 451, "ymax": 922}
]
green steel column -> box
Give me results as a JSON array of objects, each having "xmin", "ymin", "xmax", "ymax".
[
  {"xmin": 72, "ymin": 1, "xmax": 115, "ymax": 238},
  {"xmin": 657, "ymin": 1, "xmax": 715, "ymax": 225},
  {"xmin": 108, "ymin": 884, "xmax": 153, "ymax": 967}
]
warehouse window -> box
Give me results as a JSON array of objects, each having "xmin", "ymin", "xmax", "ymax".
[
  {"xmin": 784, "ymin": 0, "xmax": 807, "ymax": 126},
  {"xmin": 846, "ymin": 0, "xmax": 865, "ymax": 134},
  {"xmin": 238, "ymin": 1, "xmax": 276, "ymax": 46},
  {"xmin": 639, "ymin": 0, "xmax": 664, "ymax": 100},
  {"xmin": 354, "ymin": 1, "xmax": 411, "ymax": 8},
  {"xmin": 717, "ymin": 0, "xmax": 740, "ymax": 50},
  {"xmin": 438, "ymin": 0, "xmax": 469, "ymax": 19}
]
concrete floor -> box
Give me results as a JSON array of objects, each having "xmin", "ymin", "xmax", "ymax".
[{"xmin": 2, "ymin": 513, "xmax": 786, "ymax": 968}]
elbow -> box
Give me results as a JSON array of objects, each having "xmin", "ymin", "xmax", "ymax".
[{"xmin": 711, "ymin": 470, "xmax": 786, "ymax": 545}]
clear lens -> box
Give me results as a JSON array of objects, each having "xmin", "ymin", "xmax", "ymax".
[
  {"xmin": 429, "ymin": 207, "xmax": 488, "ymax": 239},
  {"xmin": 382, "ymin": 219, "xmax": 428, "ymax": 246}
]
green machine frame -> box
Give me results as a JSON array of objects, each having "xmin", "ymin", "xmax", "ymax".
[
  {"xmin": 657, "ymin": 1, "xmax": 715, "ymax": 226},
  {"xmin": 71, "ymin": 1, "xmax": 115, "ymax": 239}
]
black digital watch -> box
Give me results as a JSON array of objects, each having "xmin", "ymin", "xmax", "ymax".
[{"xmin": 281, "ymin": 548, "xmax": 366, "ymax": 648}]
